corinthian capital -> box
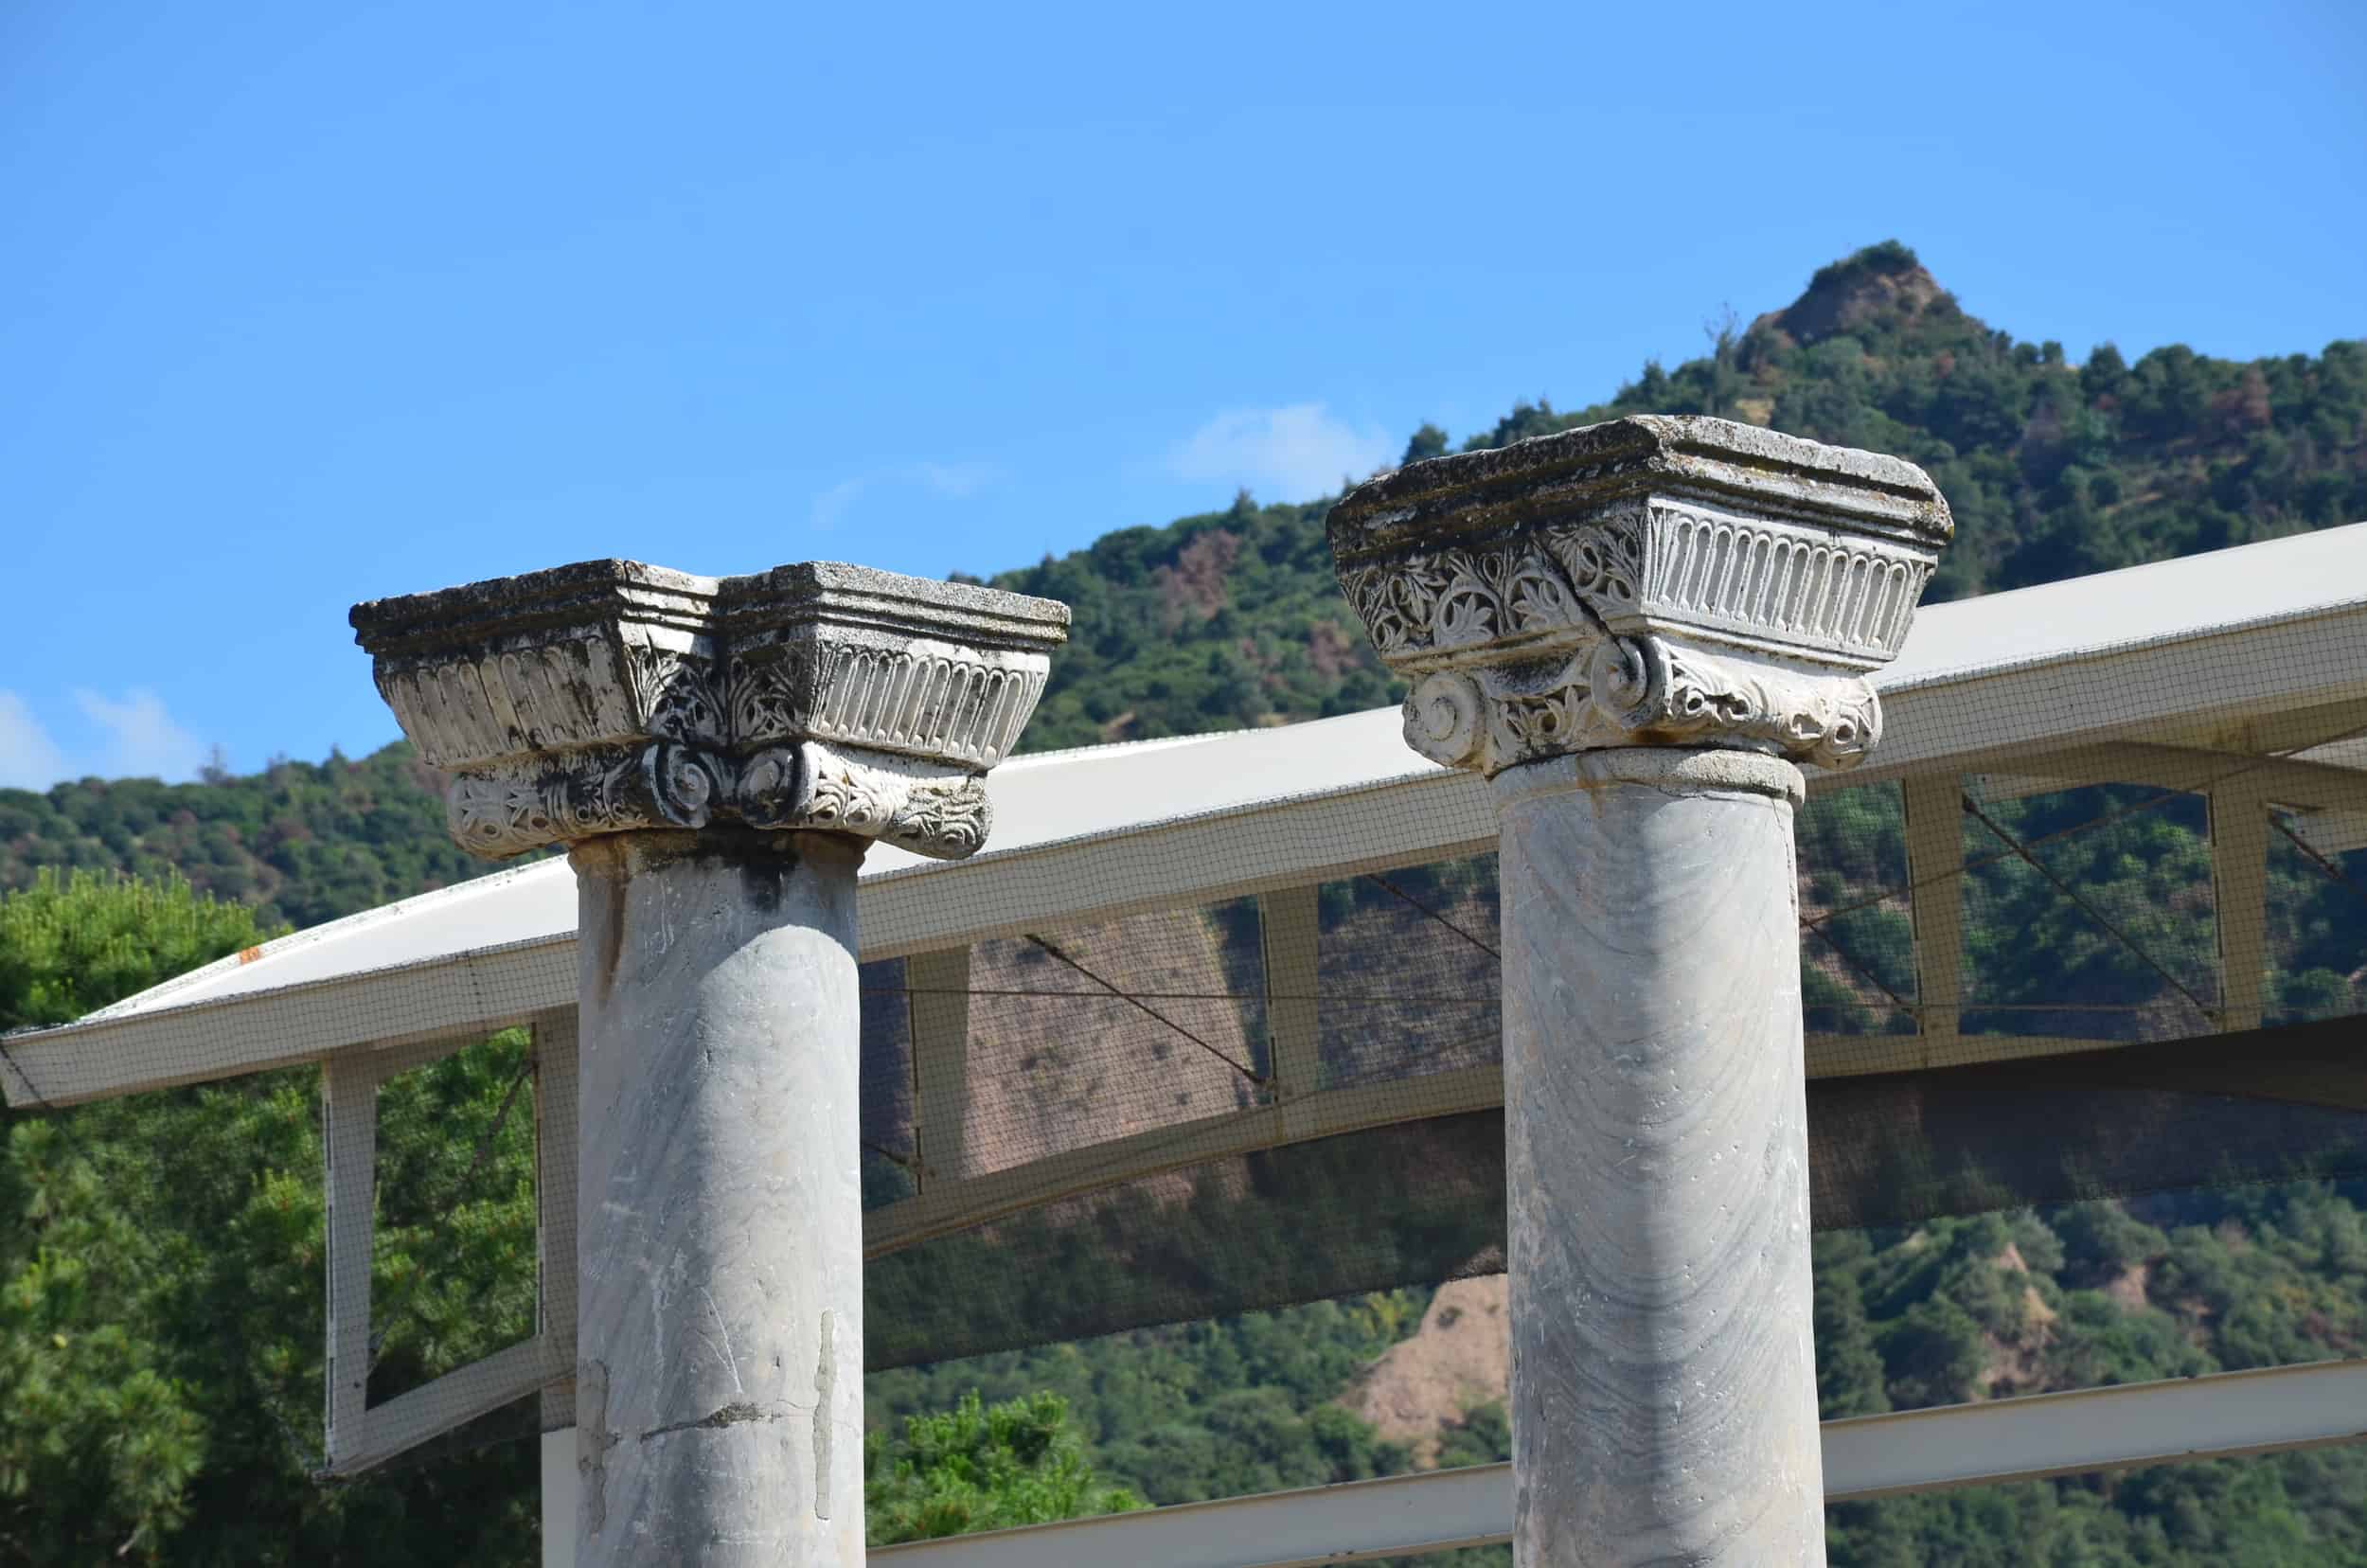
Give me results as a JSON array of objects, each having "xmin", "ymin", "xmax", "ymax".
[
  {"xmin": 351, "ymin": 561, "xmax": 1068, "ymax": 861},
  {"xmin": 1328, "ymin": 415, "xmax": 1951, "ymax": 776}
]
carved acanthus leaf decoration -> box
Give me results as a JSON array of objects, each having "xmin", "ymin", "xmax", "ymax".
[
  {"xmin": 1329, "ymin": 447, "xmax": 1938, "ymax": 776},
  {"xmin": 1340, "ymin": 525, "xmax": 1622, "ymax": 668},
  {"xmin": 1542, "ymin": 516, "xmax": 1645, "ymax": 615},
  {"xmin": 624, "ymin": 644, "xmax": 724, "ymax": 745},
  {"xmin": 727, "ymin": 649, "xmax": 811, "ymax": 742}
]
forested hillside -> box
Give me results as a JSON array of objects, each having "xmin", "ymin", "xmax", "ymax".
[
  {"xmin": 4, "ymin": 243, "xmax": 2365, "ymax": 1563},
  {"xmin": 6, "ymin": 242, "xmax": 2362, "ymax": 908},
  {"xmin": 0, "ymin": 745, "xmax": 482, "ymax": 934},
  {"xmin": 991, "ymin": 239, "xmax": 2367, "ymax": 750}
]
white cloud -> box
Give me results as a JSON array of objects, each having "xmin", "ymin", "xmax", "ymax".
[
  {"xmin": 810, "ymin": 460, "xmax": 1004, "ymax": 530},
  {"xmin": 1168, "ymin": 403, "xmax": 1395, "ymax": 503},
  {"xmin": 810, "ymin": 476, "xmax": 867, "ymax": 531},
  {"xmin": 913, "ymin": 460, "xmax": 999, "ymax": 499},
  {"xmin": 0, "ymin": 687, "xmax": 208, "ymax": 791},
  {"xmin": 0, "ymin": 690, "xmax": 68, "ymax": 791},
  {"xmin": 74, "ymin": 687, "xmax": 207, "ymax": 782}
]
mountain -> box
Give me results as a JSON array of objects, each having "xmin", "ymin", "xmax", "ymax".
[
  {"xmin": 0, "ymin": 745, "xmax": 479, "ymax": 933},
  {"xmin": 7, "ymin": 242, "xmax": 2361, "ymax": 920},
  {"xmin": 4, "ymin": 243, "xmax": 2365, "ymax": 1565},
  {"xmin": 989, "ymin": 239, "xmax": 2364, "ymax": 751}
]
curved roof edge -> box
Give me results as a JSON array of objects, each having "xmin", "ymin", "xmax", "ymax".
[{"xmin": 8, "ymin": 522, "xmax": 2365, "ymax": 1106}]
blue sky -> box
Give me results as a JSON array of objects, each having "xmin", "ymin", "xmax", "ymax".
[{"xmin": 4, "ymin": 0, "xmax": 2361, "ymax": 788}]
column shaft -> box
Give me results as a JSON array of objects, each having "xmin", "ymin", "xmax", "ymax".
[
  {"xmin": 571, "ymin": 829, "xmax": 868, "ymax": 1566},
  {"xmin": 1497, "ymin": 750, "xmax": 1824, "ymax": 1567}
]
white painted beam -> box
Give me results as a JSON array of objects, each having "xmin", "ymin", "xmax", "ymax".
[
  {"xmin": 321, "ymin": 1055, "xmax": 375, "ymax": 1466},
  {"xmin": 534, "ymin": 1010, "xmax": 578, "ymax": 1432},
  {"xmin": 1804, "ymin": 1029, "xmax": 2124, "ymax": 1079},
  {"xmin": 1976, "ymin": 741, "xmax": 2367, "ymax": 810},
  {"xmin": 869, "ymin": 1459, "xmax": 1510, "ymax": 1568},
  {"xmin": 0, "ymin": 940, "xmax": 577, "ymax": 1108},
  {"xmin": 2211, "ymin": 781, "xmax": 2272, "ymax": 1031},
  {"xmin": 542, "ymin": 1430, "xmax": 577, "ymax": 1567},
  {"xmin": 1901, "ymin": 774, "xmax": 1964, "ymax": 1063},
  {"xmin": 907, "ymin": 948, "xmax": 973, "ymax": 1190},
  {"xmin": 1258, "ymin": 886, "xmax": 1324, "ymax": 1138},
  {"xmin": 1850, "ymin": 611, "xmax": 2367, "ymax": 791},
  {"xmin": 333, "ymin": 1335, "xmax": 556, "ymax": 1477},
  {"xmin": 1820, "ymin": 1355, "xmax": 2367, "ymax": 1501},
  {"xmin": 319, "ymin": 1026, "xmax": 576, "ymax": 1478},
  {"xmin": 840, "ymin": 1359, "xmax": 2367, "ymax": 1567},
  {"xmin": 10, "ymin": 604, "xmax": 2366, "ymax": 1112},
  {"xmin": 862, "ymin": 771, "xmax": 1497, "ymax": 963}
]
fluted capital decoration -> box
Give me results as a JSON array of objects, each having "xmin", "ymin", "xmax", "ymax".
[
  {"xmin": 351, "ymin": 560, "xmax": 1068, "ymax": 861},
  {"xmin": 1328, "ymin": 415, "xmax": 1951, "ymax": 776}
]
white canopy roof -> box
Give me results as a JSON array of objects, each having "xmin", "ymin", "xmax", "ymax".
[{"xmin": 9, "ymin": 522, "xmax": 2367, "ymax": 1108}]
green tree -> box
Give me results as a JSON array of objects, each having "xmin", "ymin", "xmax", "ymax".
[
  {"xmin": 1401, "ymin": 422, "xmax": 1450, "ymax": 465},
  {"xmin": 0, "ymin": 872, "xmax": 541, "ymax": 1564},
  {"xmin": 864, "ymin": 1390, "xmax": 1140, "ymax": 1542},
  {"xmin": 0, "ymin": 869, "xmax": 276, "ymax": 1033},
  {"xmin": 0, "ymin": 1116, "xmax": 206, "ymax": 1561},
  {"xmin": 0, "ymin": 872, "xmax": 276, "ymax": 1560},
  {"xmin": 3, "ymin": 241, "xmax": 2365, "ymax": 1563}
]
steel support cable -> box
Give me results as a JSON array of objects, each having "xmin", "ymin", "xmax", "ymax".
[
  {"xmin": 1361, "ymin": 871, "xmax": 1501, "ymax": 961},
  {"xmin": 1021, "ymin": 934, "xmax": 1266, "ymax": 1087},
  {"xmin": 1803, "ymin": 918, "xmax": 1923, "ymax": 1023},
  {"xmin": 2269, "ymin": 813, "xmax": 2367, "ymax": 911},
  {"xmin": 1960, "ymin": 793, "xmax": 2220, "ymax": 1025},
  {"xmin": 1805, "ymin": 718, "xmax": 2367, "ymax": 935}
]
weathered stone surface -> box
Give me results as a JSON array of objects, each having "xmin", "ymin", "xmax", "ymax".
[
  {"xmin": 571, "ymin": 829, "xmax": 866, "ymax": 1566},
  {"xmin": 1327, "ymin": 415, "xmax": 1951, "ymax": 776},
  {"xmin": 354, "ymin": 557, "xmax": 1068, "ymax": 1567},
  {"xmin": 350, "ymin": 561, "xmax": 1068, "ymax": 860},
  {"xmin": 1498, "ymin": 751, "xmax": 1821, "ymax": 1566},
  {"xmin": 1328, "ymin": 419, "xmax": 1950, "ymax": 1568}
]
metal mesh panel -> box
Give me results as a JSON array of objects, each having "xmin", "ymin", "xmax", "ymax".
[
  {"xmin": 868, "ymin": 1114, "xmax": 1506, "ymax": 1371},
  {"xmin": 365, "ymin": 1031, "xmax": 538, "ymax": 1408},
  {"xmin": 1, "ymin": 536, "xmax": 2364, "ymax": 1560},
  {"xmin": 956, "ymin": 900, "xmax": 1271, "ymax": 1181},
  {"xmin": 1316, "ymin": 857, "xmax": 1501, "ymax": 1090},
  {"xmin": 858, "ymin": 1022, "xmax": 2367, "ymax": 1372},
  {"xmin": 861, "ymin": 956, "xmax": 917, "ymax": 1209},
  {"xmin": 1957, "ymin": 780, "xmax": 2221, "ymax": 1042},
  {"xmin": 1798, "ymin": 780, "xmax": 1920, "ymax": 1039}
]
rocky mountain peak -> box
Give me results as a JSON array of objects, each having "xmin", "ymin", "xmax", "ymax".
[{"xmin": 1759, "ymin": 239, "xmax": 1951, "ymax": 346}]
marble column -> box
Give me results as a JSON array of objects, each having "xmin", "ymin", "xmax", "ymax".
[
  {"xmin": 352, "ymin": 561, "xmax": 1068, "ymax": 1565},
  {"xmin": 1328, "ymin": 417, "xmax": 1952, "ymax": 1566}
]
